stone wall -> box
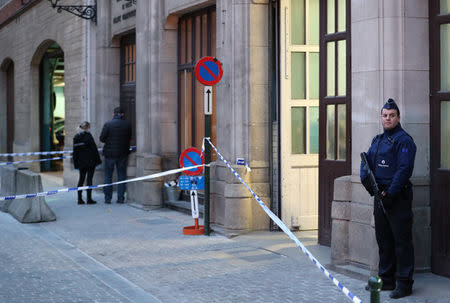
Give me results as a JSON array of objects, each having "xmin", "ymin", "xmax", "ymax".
[
  {"xmin": 331, "ymin": 175, "xmax": 431, "ymax": 273},
  {"xmin": 126, "ymin": 0, "xmax": 273, "ymax": 230},
  {"xmin": 332, "ymin": 0, "xmax": 431, "ymax": 272},
  {"xmin": 0, "ymin": 0, "xmax": 86, "ymax": 173}
]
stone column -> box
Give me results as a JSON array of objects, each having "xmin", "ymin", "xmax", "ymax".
[
  {"xmin": 335, "ymin": 0, "xmax": 431, "ymax": 272},
  {"xmin": 129, "ymin": 0, "xmax": 164, "ymax": 208},
  {"xmin": 212, "ymin": 0, "xmax": 271, "ymax": 234}
]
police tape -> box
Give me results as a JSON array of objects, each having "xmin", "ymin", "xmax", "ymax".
[
  {"xmin": 0, "ymin": 156, "xmax": 70, "ymax": 166},
  {"xmin": 0, "ymin": 150, "xmax": 73, "ymax": 157},
  {"xmin": 204, "ymin": 138, "xmax": 363, "ymax": 303},
  {"xmin": 0, "ymin": 164, "xmax": 204, "ymax": 201},
  {"xmin": 0, "ymin": 146, "xmax": 137, "ymax": 157},
  {"xmin": 0, "ymin": 147, "xmax": 137, "ymax": 166}
]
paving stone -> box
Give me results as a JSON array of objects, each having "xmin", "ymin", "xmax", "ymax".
[{"xmin": 0, "ymin": 174, "xmax": 448, "ymax": 303}]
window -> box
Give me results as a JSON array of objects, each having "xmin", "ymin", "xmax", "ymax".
[
  {"xmin": 121, "ymin": 35, "xmax": 136, "ymax": 84},
  {"xmin": 323, "ymin": 0, "xmax": 349, "ymax": 161},
  {"xmin": 289, "ymin": 0, "xmax": 319, "ymax": 155}
]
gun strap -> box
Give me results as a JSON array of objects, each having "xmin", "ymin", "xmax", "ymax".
[{"xmin": 373, "ymin": 135, "xmax": 382, "ymax": 178}]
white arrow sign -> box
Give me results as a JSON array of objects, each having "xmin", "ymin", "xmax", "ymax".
[
  {"xmin": 190, "ymin": 190, "xmax": 199, "ymax": 219},
  {"xmin": 204, "ymin": 86, "xmax": 212, "ymax": 115}
]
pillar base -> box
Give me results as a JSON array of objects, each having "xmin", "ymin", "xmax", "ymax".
[{"xmin": 127, "ymin": 153, "xmax": 163, "ymax": 208}]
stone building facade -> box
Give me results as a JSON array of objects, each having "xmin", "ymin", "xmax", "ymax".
[{"xmin": 0, "ymin": 0, "xmax": 449, "ymax": 278}]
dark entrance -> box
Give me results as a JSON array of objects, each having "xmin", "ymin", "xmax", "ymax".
[
  {"xmin": 6, "ymin": 60, "xmax": 14, "ymax": 155},
  {"xmin": 39, "ymin": 43, "xmax": 65, "ymax": 171},
  {"xmin": 120, "ymin": 33, "xmax": 136, "ymax": 146},
  {"xmin": 429, "ymin": 1, "xmax": 450, "ymax": 278},
  {"xmin": 318, "ymin": 0, "xmax": 351, "ymax": 245}
]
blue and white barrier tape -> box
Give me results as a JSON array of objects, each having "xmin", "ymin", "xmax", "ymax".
[
  {"xmin": 0, "ymin": 146, "xmax": 136, "ymax": 157},
  {"xmin": 0, "ymin": 156, "xmax": 70, "ymax": 166},
  {"xmin": 0, "ymin": 150, "xmax": 73, "ymax": 157},
  {"xmin": 204, "ymin": 138, "xmax": 363, "ymax": 303},
  {"xmin": 0, "ymin": 164, "xmax": 204, "ymax": 201}
]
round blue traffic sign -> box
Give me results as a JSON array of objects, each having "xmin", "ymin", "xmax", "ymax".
[
  {"xmin": 179, "ymin": 147, "xmax": 204, "ymax": 176},
  {"xmin": 194, "ymin": 56, "xmax": 223, "ymax": 86}
]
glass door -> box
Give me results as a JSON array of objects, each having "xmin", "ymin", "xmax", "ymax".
[
  {"xmin": 318, "ymin": 0, "xmax": 351, "ymax": 245},
  {"xmin": 280, "ymin": 0, "xmax": 320, "ymax": 230}
]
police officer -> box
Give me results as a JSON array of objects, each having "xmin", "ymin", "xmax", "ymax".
[{"xmin": 360, "ymin": 98, "xmax": 416, "ymax": 299}]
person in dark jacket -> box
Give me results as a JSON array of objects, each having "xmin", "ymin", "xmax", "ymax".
[
  {"xmin": 73, "ymin": 121, "xmax": 102, "ymax": 205},
  {"xmin": 100, "ymin": 107, "xmax": 132, "ymax": 204},
  {"xmin": 360, "ymin": 98, "xmax": 417, "ymax": 299}
]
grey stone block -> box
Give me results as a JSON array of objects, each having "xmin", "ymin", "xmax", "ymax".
[
  {"xmin": 333, "ymin": 175, "xmax": 352, "ymax": 201},
  {"xmin": 331, "ymin": 200, "xmax": 350, "ymax": 220},
  {"xmin": 0, "ymin": 166, "xmax": 17, "ymax": 212},
  {"xmin": 127, "ymin": 154, "xmax": 163, "ymax": 208},
  {"xmin": 412, "ymin": 184, "xmax": 430, "ymax": 207},
  {"xmin": 8, "ymin": 169, "xmax": 56, "ymax": 223},
  {"xmin": 413, "ymin": 225, "xmax": 431, "ymax": 271},
  {"xmin": 350, "ymin": 202, "xmax": 374, "ymax": 225},
  {"xmin": 348, "ymin": 221, "xmax": 378, "ymax": 271},
  {"xmin": 331, "ymin": 220, "xmax": 349, "ymax": 264}
]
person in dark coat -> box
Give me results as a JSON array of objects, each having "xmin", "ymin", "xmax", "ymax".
[
  {"xmin": 99, "ymin": 107, "xmax": 132, "ymax": 204},
  {"xmin": 360, "ymin": 98, "xmax": 417, "ymax": 299},
  {"xmin": 73, "ymin": 121, "xmax": 102, "ymax": 205}
]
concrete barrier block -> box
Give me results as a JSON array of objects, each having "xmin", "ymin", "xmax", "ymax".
[
  {"xmin": 8, "ymin": 169, "xmax": 56, "ymax": 223},
  {"xmin": 0, "ymin": 166, "xmax": 17, "ymax": 212}
]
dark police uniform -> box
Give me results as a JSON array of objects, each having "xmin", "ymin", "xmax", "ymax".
[{"xmin": 360, "ymin": 106, "xmax": 417, "ymax": 297}]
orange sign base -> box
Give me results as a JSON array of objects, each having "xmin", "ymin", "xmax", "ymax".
[{"xmin": 183, "ymin": 218, "xmax": 204, "ymax": 235}]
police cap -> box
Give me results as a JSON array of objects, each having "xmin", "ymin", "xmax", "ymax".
[{"xmin": 382, "ymin": 98, "xmax": 400, "ymax": 116}]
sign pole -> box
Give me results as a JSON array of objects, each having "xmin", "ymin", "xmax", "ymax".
[
  {"xmin": 195, "ymin": 56, "xmax": 223, "ymax": 237},
  {"xmin": 204, "ymin": 109, "xmax": 211, "ymax": 236}
]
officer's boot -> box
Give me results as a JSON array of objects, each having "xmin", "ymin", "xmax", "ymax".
[
  {"xmin": 389, "ymin": 280, "xmax": 413, "ymax": 299},
  {"xmin": 77, "ymin": 191, "xmax": 85, "ymax": 204},
  {"xmin": 86, "ymin": 189, "xmax": 97, "ymax": 204},
  {"xmin": 381, "ymin": 277, "xmax": 395, "ymax": 291}
]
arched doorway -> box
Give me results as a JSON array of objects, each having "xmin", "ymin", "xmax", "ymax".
[
  {"xmin": 39, "ymin": 42, "xmax": 65, "ymax": 172},
  {"xmin": 0, "ymin": 58, "xmax": 14, "ymax": 156}
]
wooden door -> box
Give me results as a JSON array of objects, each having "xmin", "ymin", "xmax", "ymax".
[
  {"xmin": 178, "ymin": 7, "xmax": 216, "ymax": 152},
  {"xmin": 280, "ymin": 0, "xmax": 320, "ymax": 230},
  {"xmin": 120, "ymin": 33, "xmax": 136, "ymax": 146},
  {"xmin": 429, "ymin": 0, "xmax": 450, "ymax": 278},
  {"xmin": 318, "ymin": 0, "xmax": 351, "ymax": 245}
]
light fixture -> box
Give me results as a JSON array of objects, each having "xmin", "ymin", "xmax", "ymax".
[{"xmin": 47, "ymin": 0, "xmax": 97, "ymax": 24}]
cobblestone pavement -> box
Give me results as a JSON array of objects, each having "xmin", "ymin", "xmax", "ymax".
[
  {"xmin": 0, "ymin": 174, "xmax": 449, "ymax": 303},
  {"xmin": 0, "ymin": 213, "xmax": 139, "ymax": 303}
]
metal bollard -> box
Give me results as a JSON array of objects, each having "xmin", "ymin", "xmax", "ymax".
[{"xmin": 368, "ymin": 276, "xmax": 382, "ymax": 303}]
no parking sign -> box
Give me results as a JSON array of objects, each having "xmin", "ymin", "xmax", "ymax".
[
  {"xmin": 194, "ymin": 56, "xmax": 223, "ymax": 86},
  {"xmin": 179, "ymin": 147, "xmax": 204, "ymax": 176}
]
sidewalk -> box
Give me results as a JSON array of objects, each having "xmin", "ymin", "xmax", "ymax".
[{"xmin": 0, "ymin": 173, "xmax": 448, "ymax": 303}]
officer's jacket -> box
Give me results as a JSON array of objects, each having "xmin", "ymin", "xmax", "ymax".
[{"xmin": 360, "ymin": 123, "xmax": 416, "ymax": 196}]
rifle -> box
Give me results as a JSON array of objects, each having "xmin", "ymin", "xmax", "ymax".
[{"xmin": 360, "ymin": 152, "xmax": 386, "ymax": 214}]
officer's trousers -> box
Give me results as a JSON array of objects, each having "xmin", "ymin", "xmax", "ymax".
[{"xmin": 374, "ymin": 187, "xmax": 414, "ymax": 285}]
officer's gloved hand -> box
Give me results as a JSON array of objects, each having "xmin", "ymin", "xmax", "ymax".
[
  {"xmin": 361, "ymin": 176, "xmax": 374, "ymax": 196},
  {"xmin": 381, "ymin": 192, "xmax": 394, "ymax": 209}
]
